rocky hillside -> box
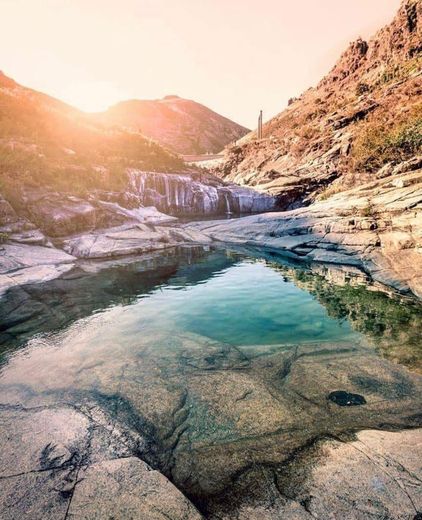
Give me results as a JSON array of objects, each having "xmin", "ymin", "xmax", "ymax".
[
  {"xmin": 0, "ymin": 71, "xmax": 273, "ymax": 267},
  {"xmin": 0, "ymin": 71, "xmax": 185, "ymax": 198},
  {"xmin": 216, "ymin": 0, "xmax": 421, "ymax": 208},
  {"xmin": 97, "ymin": 95, "xmax": 249, "ymax": 155}
]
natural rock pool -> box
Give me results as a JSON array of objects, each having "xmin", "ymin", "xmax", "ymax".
[{"xmin": 1, "ymin": 245, "xmax": 421, "ymax": 518}]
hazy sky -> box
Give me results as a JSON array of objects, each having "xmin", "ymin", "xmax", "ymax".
[{"xmin": 1, "ymin": 0, "xmax": 401, "ymax": 128}]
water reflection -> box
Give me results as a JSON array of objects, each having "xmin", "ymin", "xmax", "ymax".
[
  {"xmin": 269, "ymin": 262, "xmax": 422, "ymax": 373},
  {"xmin": 1, "ymin": 245, "xmax": 420, "ymax": 371}
]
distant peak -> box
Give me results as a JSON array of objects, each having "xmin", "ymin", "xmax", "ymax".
[{"xmin": 163, "ymin": 95, "xmax": 181, "ymax": 100}]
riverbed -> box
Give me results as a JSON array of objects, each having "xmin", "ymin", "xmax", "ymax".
[{"xmin": 0, "ymin": 245, "xmax": 421, "ymax": 518}]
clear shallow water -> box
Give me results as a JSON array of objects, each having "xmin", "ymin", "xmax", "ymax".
[
  {"xmin": 0, "ymin": 247, "xmax": 359, "ymax": 364},
  {"xmin": 0, "ymin": 245, "xmax": 421, "ymax": 365},
  {"xmin": 0, "ymin": 245, "xmax": 421, "ymax": 517},
  {"xmin": 117, "ymin": 257, "xmax": 358, "ymax": 346}
]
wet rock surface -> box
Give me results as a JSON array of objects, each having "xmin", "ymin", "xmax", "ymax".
[
  {"xmin": 0, "ymin": 333, "xmax": 421, "ymax": 518},
  {"xmin": 127, "ymin": 169, "xmax": 275, "ymax": 216}
]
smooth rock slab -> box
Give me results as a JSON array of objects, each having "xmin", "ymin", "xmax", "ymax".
[
  {"xmin": 279, "ymin": 429, "xmax": 422, "ymax": 520},
  {"xmin": 0, "ymin": 404, "xmax": 202, "ymax": 520},
  {"xmin": 68, "ymin": 458, "xmax": 203, "ymax": 520},
  {"xmin": 62, "ymin": 223, "xmax": 211, "ymax": 259},
  {"xmin": 0, "ymin": 243, "xmax": 76, "ymax": 295},
  {"xmin": 210, "ymin": 428, "xmax": 422, "ymax": 519}
]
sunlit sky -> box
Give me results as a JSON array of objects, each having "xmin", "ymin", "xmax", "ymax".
[{"xmin": 1, "ymin": 0, "xmax": 400, "ymax": 128}]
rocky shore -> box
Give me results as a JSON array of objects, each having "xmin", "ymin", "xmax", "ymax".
[
  {"xmin": 1, "ymin": 232, "xmax": 421, "ymax": 519},
  {"xmin": 187, "ymin": 163, "xmax": 422, "ymax": 299},
  {"xmin": 1, "ymin": 1, "xmax": 420, "ymax": 516},
  {"xmin": 1, "ymin": 162, "xmax": 421, "ymax": 300},
  {"xmin": 0, "ymin": 169, "xmax": 275, "ymax": 296},
  {"xmin": 1, "ymin": 327, "xmax": 421, "ymax": 519}
]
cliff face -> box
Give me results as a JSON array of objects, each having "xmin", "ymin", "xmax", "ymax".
[
  {"xmin": 216, "ymin": 0, "xmax": 421, "ymax": 208},
  {"xmin": 97, "ymin": 96, "xmax": 249, "ymax": 155}
]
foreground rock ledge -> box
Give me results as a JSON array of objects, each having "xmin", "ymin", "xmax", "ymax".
[
  {"xmin": 1, "ymin": 332, "xmax": 421, "ymax": 518},
  {"xmin": 0, "ymin": 403, "xmax": 420, "ymax": 519},
  {"xmin": 210, "ymin": 428, "xmax": 422, "ymax": 519}
]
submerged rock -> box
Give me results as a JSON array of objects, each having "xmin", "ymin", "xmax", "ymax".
[{"xmin": 1, "ymin": 326, "xmax": 421, "ymax": 518}]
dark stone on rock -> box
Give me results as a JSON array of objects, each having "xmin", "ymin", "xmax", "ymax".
[
  {"xmin": 328, "ymin": 390, "xmax": 367, "ymax": 406},
  {"xmin": 414, "ymin": 514, "xmax": 422, "ymax": 520}
]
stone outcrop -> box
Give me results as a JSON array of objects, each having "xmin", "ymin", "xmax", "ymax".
[
  {"xmin": 62, "ymin": 223, "xmax": 211, "ymax": 259},
  {"xmin": 214, "ymin": 0, "xmax": 421, "ymax": 209},
  {"xmin": 186, "ymin": 165, "xmax": 422, "ymax": 298},
  {"xmin": 0, "ymin": 220, "xmax": 212, "ymax": 294},
  {"xmin": 22, "ymin": 190, "xmax": 128, "ymax": 237},
  {"xmin": 0, "ymin": 243, "xmax": 75, "ymax": 295},
  {"xmin": 0, "ymin": 172, "xmax": 275, "ymax": 248}
]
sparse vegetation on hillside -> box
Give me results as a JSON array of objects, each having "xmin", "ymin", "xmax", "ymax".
[
  {"xmin": 98, "ymin": 96, "xmax": 249, "ymax": 155},
  {"xmin": 351, "ymin": 104, "xmax": 422, "ymax": 172},
  {"xmin": 216, "ymin": 0, "xmax": 422, "ymax": 205},
  {"xmin": 0, "ymin": 82, "xmax": 185, "ymax": 202}
]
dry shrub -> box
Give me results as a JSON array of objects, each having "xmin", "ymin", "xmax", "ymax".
[{"xmin": 351, "ymin": 103, "xmax": 422, "ymax": 172}]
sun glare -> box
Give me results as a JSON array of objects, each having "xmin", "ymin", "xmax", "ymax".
[{"xmin": 60, "ymin": 80, "xmax": 131, "ymax": 113}]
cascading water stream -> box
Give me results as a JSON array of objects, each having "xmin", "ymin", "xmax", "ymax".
[
  {"xmin": 126, "ymin": 169, "xmax": 276, "ymax": 217},
  {"xmin": 224, "ymin": 193, "xmax": 232, "ymax": 215}
]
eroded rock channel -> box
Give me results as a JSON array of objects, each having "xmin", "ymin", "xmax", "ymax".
[{"xmin": 0, "ymin": 246, "xmax": 421, "ymax": 519}]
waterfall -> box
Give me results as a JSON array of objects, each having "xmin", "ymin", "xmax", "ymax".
[
  {"xmin": 224, "ymin": 193, "xmax": 232, "ymax": 215},
  {"xmin": 126, "ymin": 169, "xmax": 275, "ymax": 217}
]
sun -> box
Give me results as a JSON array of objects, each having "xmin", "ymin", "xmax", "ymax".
[{"xmin": 60, "ymin": 80, "xmax": 130, "ymax": 113}]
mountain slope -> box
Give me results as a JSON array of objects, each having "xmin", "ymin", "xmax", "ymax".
[
  {"xmin": 216, "ymin": 0, "xmax": 421, "ymax": 208},
  {"xmin": 97, "ymin": 95, "xmax": 249, "ymax": 155},
  {"xmin": 0, "ymin": 71, "xmax": 184, "ymax": 197}
]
